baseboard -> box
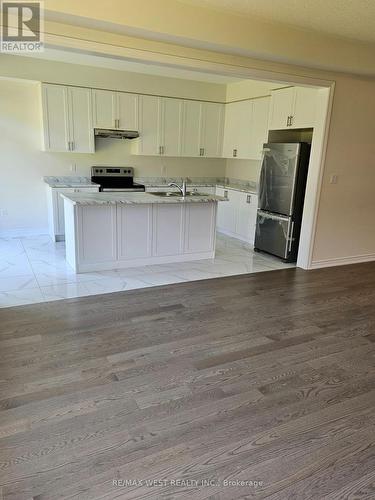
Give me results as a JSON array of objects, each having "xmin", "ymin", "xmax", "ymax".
[
  {"xmin": 310, "ymin": 253, "xmax": 375, "ymax": 269},
  {"xmin": 0, "ymin": 228, "xmax": 49, "ymax": 238}
]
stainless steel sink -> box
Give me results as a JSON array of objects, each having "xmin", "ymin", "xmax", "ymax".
[{"xmin": 150, "ymin": 191, "xmax": 208, "ymax": 197}]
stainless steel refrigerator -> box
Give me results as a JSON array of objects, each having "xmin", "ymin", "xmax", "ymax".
[{"xmin": 254, "ymin": 142, "xmax": 311, "ymax": 262}]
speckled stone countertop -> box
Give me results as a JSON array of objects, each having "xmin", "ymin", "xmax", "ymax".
[
  {"xmin": 216, "ymin": 183, "xmax": 258, "ymax": 194},
  {"xmin": 43, "ymin": 176, "xmax": 99, "ymax": 188},
  {"xmin": 61, "ymin": 192, "xmax": 228, "ymax": 206},
  {"xmin": 138, "ymin": 177, "xmax": 258, "ymax": 194},
  {"xmin": 44, "ymin": 176, "xmax": 258, "ymax": 193}
]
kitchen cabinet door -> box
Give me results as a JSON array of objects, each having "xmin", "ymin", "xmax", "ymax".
[
  {"xmin": 42, "ymin": 84, "xmax": 70, "ymax": 152},
  {"xmin": 200, "ymin": 102, "xmax": 224, "ymax": 157},
  {"xmin": 222, "ymin": 100, "xmax": 252, "ymax": 159},
  {"xmin": 222, "ymin": 102, "xmax": 240, "ymax": 158},
  {"xmin": 118, "ymin": 92, "xmax": 138, "ymax": 130},
  {"xmin": 234, "ymin": 191, "xmax": 258, "ymax": 243},
  {"xmin": 291, "ymin": 87, "xmax": 317, "ymax": 129},
  {"xmin": 161, "ymin": 97, "xmax": 182, "ymax": 156},
  {"xmin": 135, "ymin": 95, "xmax": 162, "ymax": 155},
  {"xmin": 181, "ymin": 100, "xmax": 201, "ymax": 157},
  {"xmin": 268, "ymin": 87, "xmax": 295, "ymax": 130},
  {"xmin": 92, "ymin": 89, "xmax": 117, "ymax": 129},
  {"xmin": 68, "ymin": 87, "xmax": 94, "ymax": 153},
  {"xmin": 249, "ymin": 97, "xmax": 270, "ymax": 160},
  {"xmin": 215, "ymin": 187, "xmax": 236, "ymax": 234}
]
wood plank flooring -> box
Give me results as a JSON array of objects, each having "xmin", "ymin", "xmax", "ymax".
[{"xmin": 1, "ymin": 263, "xmax": 375, "ymax": 499}]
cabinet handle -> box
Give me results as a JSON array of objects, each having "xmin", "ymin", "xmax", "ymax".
[
  {"xmin": 288, "ymin": 221, "xmax": 295, "ymax": 252},
  {"xmin": 246, "ymin": 194, "xmax": 251, "ymax": 204},
  {"xmin": 224, "ymin": 190, "xmax": 228, "ymax": 199},
  {"xmin": 289, "ymin": 115, "xmax": 293, "ymax": 127},
  {"xmin": 159, "ymin": 145, "xmax": 165, "ymax": 155},
  {"xmin": 286, "ymin": 116, "xmax": 290, "ymax": 127},
  {"xmin": 70, "ymin": 141, "xmax": 74, "ymax": 151},
  {"xmin": 233, "ymin": 149, "xmax": 237, "ymax": 157},
  {"xmin": 67, "ymin": 141, "xmax": 71, "ymax": 151},
  {"xmin": 200, "ymin": 147, "xmax": 204, "ymax": 156}
]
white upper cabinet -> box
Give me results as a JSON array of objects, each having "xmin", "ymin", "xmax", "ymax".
[
  {"xmin": 117, "ymin": 92, "xmax": 138, "ymax": 130},
  {"xmin": 269, "ymin": 86, "xmax": 318, "ymax": 130},
  {"xmin": 249, "ymin": 97, "xmax": 270, "ymax": 160},
  {"xmin": 42, "ymin": 84, "xmax": 94, "ymax": 153},
  {"xmin": 181, "ymin": 100, "xmax": 224, "ymax": 158},
  {"xmin": 292, "ymin": 87, "xmax": 317, "ymax": 129},
  {"xmin": 181, "ymin": 100, "xmax": 201, "ymax": 157},
  {"xmin": 222, "ymin": 101, "xmax": 238, "ymax": 158},
  {"xmin": 93, "ymin": 89, "xmax": 138, "ymax": 130},
  {"xmin": 200, "ymin": 102, "xmax": 224, "ymax": 158},
  {"xmin": 133, "ymin": 95, "xmax": 161, "ymax": 155},
  {"xmin": 42, "ymin": 84, "xmax": 70, "ymax": 152},
  {"xmin": 133, "ymin": 96, "xmax": 183, "ymax": 156},
  {"xmin": 223, "ymin": 97, "xmax": 269, "ymax": 160},
  {"xmin": 68, "ymin": 87, "xmax": 95, "ymax": 153},
  {"xmin": 92, "ymin": 89, "xmax": 116, "ymax": 129},
  {"xmin": 161, "ymin": 97, "xmax": 183, "ymax": 156}
]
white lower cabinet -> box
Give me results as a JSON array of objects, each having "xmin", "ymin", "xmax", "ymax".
[
  {"xmin": 216, "ymin": 188, "xmax": 237, "ymax": 233},
  {"xmin": 215, "ymin": 187, "xmax": 258, "ymax": 244},
  {"xmin": 46, "ymin": 185, "xmax": 99, "ymax": 241}
]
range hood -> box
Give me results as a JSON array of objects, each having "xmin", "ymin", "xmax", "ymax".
[{"xmin": 94, "ymin": 128, "xmax": 139, "ymax": 139}]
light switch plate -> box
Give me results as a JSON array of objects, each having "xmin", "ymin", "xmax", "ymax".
[{"xmin": 330, "ymin": 174, "xmax": 338, "ymax": 184}]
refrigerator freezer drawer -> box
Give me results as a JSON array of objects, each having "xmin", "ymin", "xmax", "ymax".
[{"xmin": 254, "ymin": 211, "xmax": 293, "ymax": 260}]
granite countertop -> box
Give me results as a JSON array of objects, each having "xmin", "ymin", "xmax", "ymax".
[
  {"xmin": 216, "ymin": 183, "xmax": 258, "ymax": 194},
  {"xmin": 44, "ymin": 176, "xmax": 258, "ymax": 194},
  {"xmin": 138, "ymin": 177, "xmax": 258, "ymax": 194},
  {"xmin": 43, "ymin": 176, "xmax": 99, "ymax": 188},
  {"xmin": 61, "ymin": 192, "xmax": 228, "ymax": 206}
]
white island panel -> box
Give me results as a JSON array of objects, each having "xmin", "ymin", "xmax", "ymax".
[
  {"xmin": 117, "ymin": 204, "xmax": 152, "ymax": 260},
  {"xmin": 184, "ymin": 203, "xmax": 216, "ymax": 254},
  {"xmin": 153, "ymin": 204, "xmax": 184, "ymax": 257},
  {"xmin": 78, "ymin": 206, "xmax": 117, "ymax": 264}
]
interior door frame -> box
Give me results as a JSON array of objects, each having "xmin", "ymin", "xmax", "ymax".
[{"xmin": 44, "ymin": 34, "xmax": 335, "ymax": 269}]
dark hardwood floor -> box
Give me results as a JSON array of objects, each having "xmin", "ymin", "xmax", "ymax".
[{"xmin": 1, "ymin": 264, "xmax": 375, "ymax": 499}]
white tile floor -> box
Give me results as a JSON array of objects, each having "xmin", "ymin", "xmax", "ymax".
[{"xmin": 0, "ymin": 233, "xmax": 294, "ymax": 308}]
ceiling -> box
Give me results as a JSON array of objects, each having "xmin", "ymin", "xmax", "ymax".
[
  {"xmin": 183, "ymin": 0, "xmax": 375, "ymax": 44},
  {"xmin": 25, "ymin": 48, "xmax": 244, "ymax": 84}
]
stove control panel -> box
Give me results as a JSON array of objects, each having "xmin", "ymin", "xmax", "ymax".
[{"xmin": 91, "ymin": 167, "xmax": 134, "ymax": 177}]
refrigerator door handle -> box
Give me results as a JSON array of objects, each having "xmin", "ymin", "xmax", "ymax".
[{"xmin": 288, "ymin": 221, "xmax": 295, "ymax": 252}]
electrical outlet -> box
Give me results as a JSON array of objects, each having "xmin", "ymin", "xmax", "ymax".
[
  {"xmin": 0, "ymin": 209, "xmax": 8, "ymax": 217},
  {"xmin": 70, "ymin": 163, "xmax": 77, "ymax": 172}
]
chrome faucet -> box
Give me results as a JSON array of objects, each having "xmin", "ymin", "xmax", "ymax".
[{"xmin": 168, "ymin": 178, "xmax": 188, "ymax": 197}]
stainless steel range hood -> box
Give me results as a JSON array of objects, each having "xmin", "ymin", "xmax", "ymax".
[{"xmin": 94, "ymin": 128, "xmax": 139, "ymax": 139}]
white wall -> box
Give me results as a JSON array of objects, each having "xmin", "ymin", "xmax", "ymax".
[{"xmin": 0, "ymin": 79, "xmax": 226, "ymax": 236}]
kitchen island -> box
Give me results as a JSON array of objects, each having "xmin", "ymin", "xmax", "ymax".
[{"xmin": 62, "ymin": 191, "xmax": 227, "ymax": 273}]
